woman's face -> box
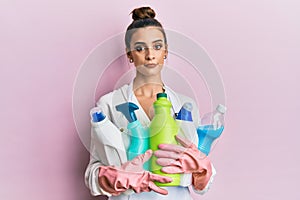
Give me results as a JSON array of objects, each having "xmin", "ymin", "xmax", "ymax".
[{"xmin": 127, "ymin": 27, "xmax": 168, "ymax": 77}]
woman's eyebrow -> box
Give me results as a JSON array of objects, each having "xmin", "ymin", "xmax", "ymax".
[
  {"xmin": 134, "ymin": 41, "xmax": 146, "ymax": 46},
  {"xmin": 152, "ymin": 39, "xmax": 163, "ymax": 43},
  {"xmin": 133, "ymin": 39, "xmax": 164, "ymax": 46}
]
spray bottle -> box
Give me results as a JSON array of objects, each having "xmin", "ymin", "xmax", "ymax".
[
  {"xmin": 197, "ymin": 104, "xmax": 227, "ymax": 155},
  {"xmin": 116, "ymin": 102, "xmax": 149, "ymax": 170},
  {"xmin": 90, "ymin": 108, "xmax": 127, "ymax": 166},
  {"xmin": 149, "ymin": 93, "xmax": 180, "ymax": 186},
  {"xmin": 175, "ymin": 102, "xmax": 199, "ymax": 186}
]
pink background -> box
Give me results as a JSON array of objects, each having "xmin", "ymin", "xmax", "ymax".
[{"xmin": 1, "ymin": 1, "xmax": 300, "ymax": 200}]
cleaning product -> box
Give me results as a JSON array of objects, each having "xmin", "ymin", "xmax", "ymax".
[
  {"xmin": 149, "ymin": 93, "xmax": 180, "ymax": 186},
  {"xmin": 175, "ymin": 102, "xmax": 199, "ymax": 186},
  {"xmin": 176, "ymin": 102, "xmax": 198, "ymax": 144},
  {"xmin": 116, "ymin": 102, "xmax": 149, "ymax": 170},
  {"xmin": 197, "ymin": 104, "xmax": 227, "ymax": 155},
  {"xmin": 90, "ymin": 108, "xmax": 127, "ymax": 166}
]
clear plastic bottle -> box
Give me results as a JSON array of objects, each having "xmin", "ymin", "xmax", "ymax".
[{"xmin": 197, "ymin": 104, "xmax": 227, "ymax": 155}]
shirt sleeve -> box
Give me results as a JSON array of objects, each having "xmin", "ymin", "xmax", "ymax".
[
  {"xmin": 84, "ymin": 155, "xmax": 112, "ymax": 196},
  {"xmin": 189, "ymin": 163, "xmax": 216, "ymax": 195}
]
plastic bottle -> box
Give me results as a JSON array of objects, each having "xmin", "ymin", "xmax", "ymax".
[
  {"xmin": 149, "ymin": 93, "xmax": 180, "ymax": 186},
  {"xmin": 176, "ymin": 102, "xmax": 198, "ymax": 143},
  {"xmin": 90, "ymin": 108, "xmax": 127, "ymax": 166},
  {"xmin": 175, "ymin": 102, "xmax": 199, "ymax": 186},
  {"xmin": 197, "ymin": 104, "xmax": 227, "ymax": 155},
  {"xmin": 116, "ymin": 102, "xmax": 149, "ymax": 170}
]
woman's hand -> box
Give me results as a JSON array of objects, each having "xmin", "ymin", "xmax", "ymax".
[
  {"xmin": 154, "ymin": 135, "xmax": 212, "ymax": 190},
  {"xmin": 98, "ymin": 150, "xmax": 172, "ymax": 196}
]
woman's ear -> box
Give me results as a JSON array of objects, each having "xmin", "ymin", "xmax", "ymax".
[
  {"xmin": 164, "ymin": 44, "xmax": 168, "ymax": 58},
  {"xmin": 126, "ymin": 48, "xmax": 134, "ymax": 63},
  {"xmin": 126, "ymin": 48, "xmax": 131, "ymax": 58}
]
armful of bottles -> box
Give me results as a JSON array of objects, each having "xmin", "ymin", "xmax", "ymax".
[{"xmin": 90, "ymin": 93, "xmax": 226, "ymax": 187}]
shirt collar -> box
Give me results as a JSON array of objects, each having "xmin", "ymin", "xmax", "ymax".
[{"xmin": 126, "ymin": 80, "xmax": 182, "ymax": 114}]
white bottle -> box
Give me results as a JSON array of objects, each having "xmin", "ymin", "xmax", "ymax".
[
  {"xmin": 176, "ymin": 102, "xmax": 198, "ymax": 186},
  {"xmin": 90, "ymin": 107, "xmax": 127, "ymax": 166},
  {"xmin": 176, "ymin": 102, "xmax": 199, "ymax": 145}
]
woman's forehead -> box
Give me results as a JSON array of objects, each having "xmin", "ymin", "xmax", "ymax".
[{"xmin": 130, "ymin": 27, "xmax": 165, "ymax": 44}]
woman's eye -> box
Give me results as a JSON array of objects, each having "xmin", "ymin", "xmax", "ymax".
[
  {"xmin": 135, "ymin": 46, "xmax": 144, "ymax": 52},
  {"xmin": 154, "ymin": 44, "xmax": 162, "ymax": 50}
]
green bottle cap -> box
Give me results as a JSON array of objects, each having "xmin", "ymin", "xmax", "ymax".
[{"xmin": 157, "ymin": 93, "xmax": 167, "ymax": 99}]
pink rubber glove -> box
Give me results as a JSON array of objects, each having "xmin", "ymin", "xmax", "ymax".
[
  {"xmin": 98, "ymin": 150, "xmax": 172, "ymax": 196},
  {"xmin": 154, "ymin": 135, "xmax": 212, "ymax": 190}
]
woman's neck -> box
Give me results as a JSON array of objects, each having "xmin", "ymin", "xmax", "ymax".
[{"xmin": 133, "ymin": 76, "xmax": 164, "ymax": 98}]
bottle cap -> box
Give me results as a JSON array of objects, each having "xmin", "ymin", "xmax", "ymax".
[
  {"xmin": 90, "ymin": 107, "xmax": 106, "ymax": 122},
  {"xmin": 216, "ymin": 104, "xmax": 227, "ymax": 114},
  {"xmin": 157, "ymin": 93, "xmax": 167, "ymax": 99},
  {"xmin": 92, "ymin": 112, "xmax": 106, "ymax": 122},
  {"xmin": 176, "ymin": 102, "xmax": 193, "ymax": 121}
]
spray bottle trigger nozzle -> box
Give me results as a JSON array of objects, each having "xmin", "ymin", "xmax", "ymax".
[{"xmin": 116, "ymin": 102, "xmax": 139, "ymax": 123}]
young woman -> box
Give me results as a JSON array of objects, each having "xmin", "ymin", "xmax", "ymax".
[{"xmin": 85, "ymin": 7, "xmax": 215, "ymax": 200}]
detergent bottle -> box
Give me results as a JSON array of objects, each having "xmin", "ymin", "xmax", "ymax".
[
  {"xmin": 90, "ymin": 108, "xmax": 127, "ymax": 166},
  {"xmin": 176, "ymin": 102, "xmax": 198, "ymax": 144},
  {"xmin": 116, "ymin": 102, "xmax": 149, "ymax": 170},
  {"xmin": 197, "ymin": 104, "xmax": 227, "ymax": 155},
  {"xmin": 175, "ymin": 102, "xmax": 198, "ymax": 186},
  {"xmin": 149, "ymin": 93, "xmax": 180, "ymax": 186}
]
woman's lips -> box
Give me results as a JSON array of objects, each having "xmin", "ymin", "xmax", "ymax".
[{"xmin": 145, "ymin": 63, "xmax": 158, "ymax": 68}]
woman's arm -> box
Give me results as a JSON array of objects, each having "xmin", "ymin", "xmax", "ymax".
[{"xmin": 85, "ymin": 155, "xmax": 112, "ymax": 196}]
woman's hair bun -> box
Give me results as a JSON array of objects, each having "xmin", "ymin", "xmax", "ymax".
[{"xmin": 131, "ymin": 7, "xmax": 156, "ymax": 21}]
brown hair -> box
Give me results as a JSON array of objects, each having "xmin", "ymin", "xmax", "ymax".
[{"xmin": 125, "ymin": 7, "xmax": 167, "ymax": 50}]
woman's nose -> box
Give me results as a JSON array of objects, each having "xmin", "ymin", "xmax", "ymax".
[{"xmin": 145, "ymin": 48, "xmax": 155, "ymax": 60}]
